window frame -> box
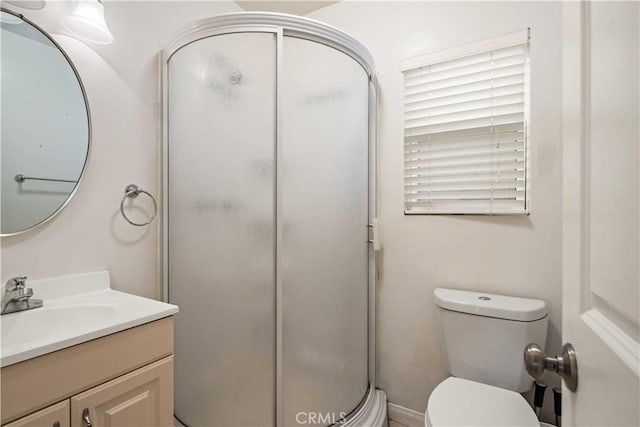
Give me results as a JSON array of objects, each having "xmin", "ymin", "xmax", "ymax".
[{"xmin": 401, "ymin": 29, "xmax": 531, "ymax": 215}]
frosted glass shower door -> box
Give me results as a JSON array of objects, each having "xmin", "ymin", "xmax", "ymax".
[
  {"xmin": 281, "ymin": 37, "xmax": 370, "ymax": 426},
  {"xmin": 168, "ymin": 33, "xmax": 276, "ymax": 427}
]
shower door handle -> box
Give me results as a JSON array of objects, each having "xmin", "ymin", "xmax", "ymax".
[{"xmin": 367, "ymin": 219, "xmax": 380, "ymax": 251}]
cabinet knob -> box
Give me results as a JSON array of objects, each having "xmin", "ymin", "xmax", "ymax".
[
  {"xmin": 82, "ymin": 408, "xmax": 93, "ymax": 427},
  {"xmin": 53, "ymin": 422, "xmax": 60, "ymax": 427}
]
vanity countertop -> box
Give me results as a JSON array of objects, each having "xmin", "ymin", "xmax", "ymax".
[{"xmin": 0, "ymin": 271, "xmax": 178, "ymax": 367}]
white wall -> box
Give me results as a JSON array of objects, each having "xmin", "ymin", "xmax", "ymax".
[
  {"xmin": 308, "ymin": 1, "xmax": 563, "ymax": 421},
  {"xmin": 1, "ymin": 1, "xmax": 242, "ymax": 297}
]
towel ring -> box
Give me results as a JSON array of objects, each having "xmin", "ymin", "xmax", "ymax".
[{"xmin": 120, "ymin": 184, "xmax": 157, "ymax": 226}]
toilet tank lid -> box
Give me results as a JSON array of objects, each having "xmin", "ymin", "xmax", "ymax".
[{"xmin": 434, "ymin": 288, "xmax": 547, "ymax": 321}]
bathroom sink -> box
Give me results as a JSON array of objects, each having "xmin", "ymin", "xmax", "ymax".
[
  {"xmin": 0, "ymin": 271, "xmax": 178, "ymax": 367},
  {"xmin": 1, "ymin": 305, "xmax": 116, "ymax": 350}
]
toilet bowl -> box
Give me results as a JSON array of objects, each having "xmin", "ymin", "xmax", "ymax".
[
  {"xmin": 426, "ymin": 288, "xmax": 548, "ymax": 427},
  {"xmin": 425, "ymin": 377, "xmax": 540, "ymax": 427}
]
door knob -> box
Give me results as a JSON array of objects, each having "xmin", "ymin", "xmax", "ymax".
[{"xmin": 524, "ymin": 343, "xmax": 578, "ymax": 392}]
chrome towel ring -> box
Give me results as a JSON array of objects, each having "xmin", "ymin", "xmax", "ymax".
[{"xmin": 120, "ymin": 184, "xmax": 157, "ymax": 226}]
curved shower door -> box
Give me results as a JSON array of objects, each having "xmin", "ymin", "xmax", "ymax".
[
  {"xmin": 281, "ymin": 36, "xmax": 369, "ymax": 426},
  {"xmin": 167, "ymin": 26, "xmax": 371, "ymax": 427},
  {"xmin": 168, "ymin": 32, "xmax": 277, "ymax": 427}
]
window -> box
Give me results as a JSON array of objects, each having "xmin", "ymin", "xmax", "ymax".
[{"xmin": 402, "ymin": 30, "xmax": 530, "ymax": 214}]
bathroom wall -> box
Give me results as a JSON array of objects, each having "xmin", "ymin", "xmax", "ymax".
[
  {"xmin": 0, "ymin": 1, "xmax": 242, "ymax": 297},
  {"xmin": 308, "ymin": 1, "xmax": 563, "ymax": 421}
]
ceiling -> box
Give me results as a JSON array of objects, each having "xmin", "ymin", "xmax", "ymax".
[{"xmin": 234, "ymin": 1, "xmax": 340, "ymax": 15}]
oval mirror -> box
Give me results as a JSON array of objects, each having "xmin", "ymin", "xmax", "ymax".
[{"xmin": 1, "ymin": 9, "xmax": 90, "ymax": 236}]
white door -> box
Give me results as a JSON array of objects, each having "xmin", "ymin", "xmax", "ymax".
[{"xmin": 562, "ymin": 1, "xmax": 639, "ymax": 426}]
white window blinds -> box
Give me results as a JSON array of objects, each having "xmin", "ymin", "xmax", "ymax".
[{"xmin": 402, "ymin": 30, "xmax": 530, "ymax": 214}]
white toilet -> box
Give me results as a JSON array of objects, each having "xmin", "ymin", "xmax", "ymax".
[{"xmin": 426, "ymin": 288, "xmax": 548, "ymax": 427}]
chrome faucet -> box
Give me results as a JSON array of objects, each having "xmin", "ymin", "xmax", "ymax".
[{"xmin": 1, "ymin": 276, "xmax": 43, "ymax": 315}]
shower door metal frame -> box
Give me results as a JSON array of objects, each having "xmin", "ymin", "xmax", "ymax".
[{"xmin": 160, "ymin": 12, "xmax": 378, "ymax": 427}]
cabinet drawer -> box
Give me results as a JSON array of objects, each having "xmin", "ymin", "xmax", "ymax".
[
  {"xmin": 70, "ymin": 356, "xmax": 173, "ymax": 427},
  {"xmin": 3, "ymin": 400, "xmax": 69, "ymax": 427}
]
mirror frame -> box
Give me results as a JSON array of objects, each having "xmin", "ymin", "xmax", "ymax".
[{"xmin": 1, "ymin": 7, "xmax": 92, "ymax": 237}]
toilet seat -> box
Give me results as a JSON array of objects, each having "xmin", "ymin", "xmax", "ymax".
[{"xmin": 425, "ymin": 377, "xmax": 539, "ymax": 427}]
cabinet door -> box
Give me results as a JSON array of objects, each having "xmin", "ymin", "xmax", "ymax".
[
  {"xmin": 3, "ymin": 400, "xmax": 69, "ymax": 427},
  {"xmin": 70, "ymin": 357, "xmax": 173, "ymax": 427}
]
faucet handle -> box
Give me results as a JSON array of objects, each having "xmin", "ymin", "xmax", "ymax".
[{"xmin": 6, "ymin": 276, "xmax": 27, "ymax": 291}]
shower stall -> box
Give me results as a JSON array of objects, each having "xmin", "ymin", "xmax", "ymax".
[{"xmin": 161, "ymin": 13, "xmax": 382, "ymax": 427}]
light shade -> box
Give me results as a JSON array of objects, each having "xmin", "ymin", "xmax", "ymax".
[
  {"xmin": 5, "ymin": 1, "xmax": 46, "ymax": 10},
  {"xmin": 63, "ymin": 0, "xmax": 113, "ymax": 45}
]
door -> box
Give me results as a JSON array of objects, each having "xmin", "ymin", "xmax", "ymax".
[
  {"xmin": 4, "ymin": 401, "xmax": 69, "ymax": 427},
  {"xmin": 562, "ymin": 2, "xmax": 639, "ymax": 425},
  {"xmin": 70, "ymin": 357, "xmax": 173, "ymax": 427},
  {"xmin": 280, "ymin": 36, "xmax": 370, "ymax": 426},
  {"xmin": 167, "ymin": 32, "xmax": 277, "ymax": 427}
]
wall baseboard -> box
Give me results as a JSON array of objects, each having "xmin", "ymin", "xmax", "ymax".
[{"xmin": 387, "ymin": 402, "xmax": 424, "ymax": 427}]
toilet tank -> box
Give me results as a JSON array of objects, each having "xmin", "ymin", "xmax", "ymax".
[{"xmin": 434, "ymin": 288, "xmax": 548, "ymax": 393}]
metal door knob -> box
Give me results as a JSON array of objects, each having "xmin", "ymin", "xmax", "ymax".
[{"xmin": 524, "ymin": 343, "xmax": 578, "ymax": 392}]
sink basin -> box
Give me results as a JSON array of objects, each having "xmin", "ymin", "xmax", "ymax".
[
  {"xmin": 0, "ymin": 271, "xmax": 178, "ymax": 367},
  {"xmin": 2, "ymin": 305, "xmax": 116, "ymax": 350}
]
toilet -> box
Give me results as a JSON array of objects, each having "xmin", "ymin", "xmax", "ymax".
[{"xmin": 426, "ymin": 288, "xmax": 548, "ymax": 427}]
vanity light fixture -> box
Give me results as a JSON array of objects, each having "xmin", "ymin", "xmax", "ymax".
[
  {"xmin": 63, "ymin": 0, "xmax": 113, "ymax": 45},
  {"xmin": 5, "ymin": 1, "xmax": 46, "ymax": 10}
]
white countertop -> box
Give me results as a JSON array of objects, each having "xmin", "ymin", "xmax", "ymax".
[{"xmin": 0, "ymin": 271, "xmax": 178, "ymax": 367}]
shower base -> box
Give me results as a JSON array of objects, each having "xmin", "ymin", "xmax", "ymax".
[{"xmin": 344, "ymin": 387, "xmax": 388, "ymax": 427}]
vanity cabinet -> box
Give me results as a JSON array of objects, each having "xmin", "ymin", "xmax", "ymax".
[{"xmin": 1, "ymin": 317, "xmax": 174, "ymax": 427}]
